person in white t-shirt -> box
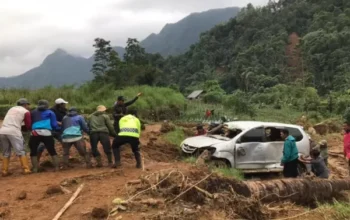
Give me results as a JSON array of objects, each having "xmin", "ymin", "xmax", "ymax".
[{"xmin": 0, "ymin": 98, "xmax": 32, "ymax": 176}]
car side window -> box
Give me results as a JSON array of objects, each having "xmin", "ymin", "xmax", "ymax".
[
  {"xmin": 265, "ymin": 127, "xmax": 283, "ymax": 142},
  {"xmin": 240, "ymin": 127, "xmax": 264, "ymax": 143},
  {"xmin": 287, "ymin": 127, "xmax": 303, "ymax": 142}
]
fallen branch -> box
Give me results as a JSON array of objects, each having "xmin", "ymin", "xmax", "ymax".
[
  {"xmin": 52, "ymin": 184, "xmax": 84, "ymax": 220},
  {"xmin": 194, "ymin": 186, "xmax": 213, "ymax": 199},
  {"xmin": 127, "ymin": 170, "xmax": 179, "ymax": 202},
  {"xmin": 167, "ymin": 173, "xmax": 213, "ymax": 204},
  {"xmin": 273, "ymin": 209, "xmax": 315, "ymax": 220}
]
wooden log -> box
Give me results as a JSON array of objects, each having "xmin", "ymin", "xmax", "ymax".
[
  {"xmin": 52, "ymin": 184, "xmax": 84, "ymax": 220},
  {"xmin": 240, "ymin": 178, "xmax": 350, "ymax": 203}
]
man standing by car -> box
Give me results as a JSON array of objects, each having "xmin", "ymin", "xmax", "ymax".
[
  {"xmin": 280, "ymin": 129, "xmax": 299, "ymax": 178},
  {"xmin": 113, "ymin": 93, "xmax": 141, "ymax": 133}
]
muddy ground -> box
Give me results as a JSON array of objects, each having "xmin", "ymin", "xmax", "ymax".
[{"xmin": 0, "ymin": 124, "xmax": 349, "ymax": 220}]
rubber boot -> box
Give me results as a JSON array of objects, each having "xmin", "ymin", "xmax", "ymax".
[
  {"xmin": 112, "ymin": 148, "xmax": 121, "ymax": 168},
  {"xmin": 95, "ymin": 156, "xmax": 103, "ymax": 168},
  {"xmin": 19, "ymin": 156, "xmax": 31, "ymax": 174},
  {"xmin": 37, "ymin": 151, "xmax": 42, "ymax": 164},
  {"xmin": 107, "ymin": 154, "xmax": 113, "ymax": 167},
  {"xmin": 2, "ymin": 157, "xmax": 10, "ymax": 177},
  {"xmin": 135, "ymin": 152, "xmax": 142, "ymax": 169},
  {"xmin": 31, "ymin": 156, "xmax": 38, "ymax": 173},
  {"xmin": 85, "ymin": 154, "xmax": 92, "ymax": 168},
  {"xmin": 51, "ymin": 155, "xmax": 59, "ymax": 172},
  {"xmin": 62, "ymin": 155, "xmax": 70, "ymax": 169}
]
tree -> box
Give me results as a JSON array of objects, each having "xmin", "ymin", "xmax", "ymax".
[
  {"xmin": 91, "ymin": 38, "xmax": 113, "ymax": 82},
  {"xmin": 124, "ymin": 38, "xmax": 147, "ymax": 65}
]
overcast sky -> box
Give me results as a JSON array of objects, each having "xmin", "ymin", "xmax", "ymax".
[{"xmin": 0, "ymin": 0, "xmax": 268, "ymax": 77}]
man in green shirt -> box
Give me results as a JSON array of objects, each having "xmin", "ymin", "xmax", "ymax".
[{"xmin": 88, "ymin": 105, "xmax": 117, "ymax": 167}]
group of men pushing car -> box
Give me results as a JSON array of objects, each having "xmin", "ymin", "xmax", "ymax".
[{"xmin": 0, "ymin": 93, "xmax": 142, "ymax": 176}]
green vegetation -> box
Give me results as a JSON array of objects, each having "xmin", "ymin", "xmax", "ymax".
[
  {"xmin": 317, "ymin": 201, "xmax": 350, "ymax": 219},
  {"xmin": 213, "ymin": 168, "xmax": 244, "ymax": 181},
  {"xmin": 0, "ymin": 85, "xmax": 185, "ymax": 120},
  {"xmin": 164, "ymin": 127, "xmax": 186, "ymax": 146},
  {"xmin": 183, "ymin": 157, "xmax": 197, "ymax": 164}
]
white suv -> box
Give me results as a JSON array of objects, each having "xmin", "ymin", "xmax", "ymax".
[{"xmin": 181, "ymin": 121, "xmax": 310, "ymax": 173}]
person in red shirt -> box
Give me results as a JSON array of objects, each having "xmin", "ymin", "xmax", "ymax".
[
  {"xmin": 343, "ymin": 123, "xmax": 350, "ymax": 175},
  {"xmin": 196, "ymin": 125, "xmax": 207, "ymax": 136}
]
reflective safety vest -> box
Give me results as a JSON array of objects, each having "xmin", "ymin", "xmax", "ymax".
[{"xmin": 118, "ymin": 114, "xmax": 141, "ymax": 138}]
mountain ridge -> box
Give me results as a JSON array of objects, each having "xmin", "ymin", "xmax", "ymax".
[{"xmin": 0, "ymin": 7, "xmax": 240, "ymax": 89}]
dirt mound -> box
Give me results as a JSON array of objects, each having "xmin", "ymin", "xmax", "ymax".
[
  {"xmin": 160, "ymin": 121, "xmax": 176, "ymax": 133},
  {"xmin": 314, "ymin": 119, "xmax": 342, "ymax": 135}
]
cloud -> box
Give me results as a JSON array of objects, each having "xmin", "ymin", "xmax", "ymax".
[{"xmin": 0, "ymin": 0, "xmax": 269, "ymax": 77}]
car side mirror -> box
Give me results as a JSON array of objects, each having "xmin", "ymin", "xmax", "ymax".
[{"xmin": 236, "ymin": 138, "xmax": 241, "ymax": 144}]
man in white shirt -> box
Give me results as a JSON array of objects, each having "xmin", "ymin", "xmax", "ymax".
[{"xmin": 0, "ymin": 98, "xmax": 32, "ymax": 176}]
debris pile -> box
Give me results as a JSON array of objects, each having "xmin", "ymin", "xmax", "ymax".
[{"xmin": 111, "ymin": 169, "xmax": 350, "ymax": 220}]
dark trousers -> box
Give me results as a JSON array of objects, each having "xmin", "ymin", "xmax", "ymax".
[
  {"xmin": 29, "ymin": 135, "xmax": 57, "ymax": 157},
  {"xmin": 90, "ymin": 132, "xmax": 112, "ymax": 162},
  {"xmin": 283, "ymin": 158, "xmax": 299, "ymax": 178},
  {"xmin": 112, "ymin": 136, "xmax": 140, "ymax": 165},
  {"xmin": 63, "ymin": 139, "xmax": 87, "ymax": 157}
]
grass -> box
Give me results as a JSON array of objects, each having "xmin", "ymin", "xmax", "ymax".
[
  {"xmin": 316, "ymin": 200, "xmax": 350, "ymax": 219},
  {"xmin": 164, "ymin": 127, "xmax": 186, "ymax": 147},
  {"xmin": 0, "ymin": 85, "xmax": 186, "ymax": 119},
  {"xmin": 183, "ymin": 157, "xmax": 197, "ymax": 164},
  {"xmin": 213, "ymin": 168, "xmax": 244, "ymax": 180}
]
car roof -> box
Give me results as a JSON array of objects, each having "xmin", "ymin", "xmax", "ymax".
[{"xmin": 224, "ymin": 121, "xmax": 303, "ymax": 131}]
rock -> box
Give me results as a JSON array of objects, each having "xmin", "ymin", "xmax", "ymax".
[
  {"xmin": 112, "ymin": 198, "xmax": 128, "ymax": 205},
  {"xmin": 17, "ymin": 191, "xmax": 27, "ymax": 200},
  {"xmin": 91, "ymin": 207, "xmax": 108, "ymax": 219},
  {"xmin": 0, "ymin": 209, "xmax": 10, "ymax": 218},
  {"xmin": 0, "ymin": 201, "xmax": 8, "ymax": 207},
  {"xmin": 46, "ymin": 185, "xmax": 63, "ymax": 195},
  {"xmin": 314, "ymin": 123, "xmax": 328, "ymax": 135},
  {"xmin": 307, "ymin": 127, "xmax": 317, "ymax": 136},
  {"xmin": 115, "ymin": 216, "xmax": 123, "ymax": 220},
  {"xmin": 60, "ymin": 178, "xmax": 79, "ymax": 187},
  {"xmin": 160, "ymin": 122, "xmax": 176, "ymax": 133}
]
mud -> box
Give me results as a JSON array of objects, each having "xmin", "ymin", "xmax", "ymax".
[{"xmin": 0, "ymin": 123, "xmax": 349, "ymax": 219}]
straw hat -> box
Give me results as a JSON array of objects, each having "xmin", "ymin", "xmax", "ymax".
[{"xmin": 97, "ymin": 105, "xmax": 107, "ymax": 112}]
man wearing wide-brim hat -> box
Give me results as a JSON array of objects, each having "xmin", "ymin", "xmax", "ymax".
[{"xmin": 87, "ymin": 105, "xmax": 117, "ymax": 167}]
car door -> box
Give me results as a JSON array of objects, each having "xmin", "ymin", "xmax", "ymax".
[
  {"xmin": 264, "ymin": 127, "xmax": 284, "ymax": 168},
  {"xmin": 235, "ymin": 127, "xmax": 266, "ymax": 169}
]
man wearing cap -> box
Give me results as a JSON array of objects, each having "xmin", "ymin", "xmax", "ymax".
[
  {"xmin": 29, "ymin": 100, "xmax": 61, "ymax": 172},
  {"xmin": 61, "ymin": 107, "xmax": 91, "ymax": 169},
  {"xmin": 112, "ymin": 109, "xmax": 142, "ymax": 168},
  {"xmin": 0, "ymin": 98, "xmax": 32, "ymax": 176},
  {"xmin": 113, "ymin": 93, "xmax": 141, "ymax": 133},
  {"xmin": 37, "ymin": 98, "xmax": 68, "ymax": 163},
  {"xmin": 88, "ymin": 105, "xmax": 117, "ymax": 167}
]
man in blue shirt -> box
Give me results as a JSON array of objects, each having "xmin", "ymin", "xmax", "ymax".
[
  {"xmin": 61, "ymin": 107, "xmax": 91, "ymax": 168},
  {"xmin": 280, "ymin": 129, "xmax": 299, "ymax": 178},
  {"xmin": 29, "ymin": 100, "xmax": 61, "ymax": 172}
]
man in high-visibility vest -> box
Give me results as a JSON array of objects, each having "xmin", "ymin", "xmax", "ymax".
[{"xmin": 112, "ymin": 109, "xmax": 142, "ymax": 168}]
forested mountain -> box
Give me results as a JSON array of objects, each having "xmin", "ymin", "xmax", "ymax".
[
  {"xmin": 0, "ymin": 7, "xmax": 238, "ymax": 88},
  {"xmin": 160, "ymin": 0, "xmax": 350, "ymax": 95},
  {"xmin": 140, "ymin": 7, "xmax": 240, "ymax": 56}
]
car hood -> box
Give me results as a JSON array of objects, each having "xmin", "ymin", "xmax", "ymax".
[{"xmin": 182, "ymin": 135, "xmax": 227, "ymax": 148}]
